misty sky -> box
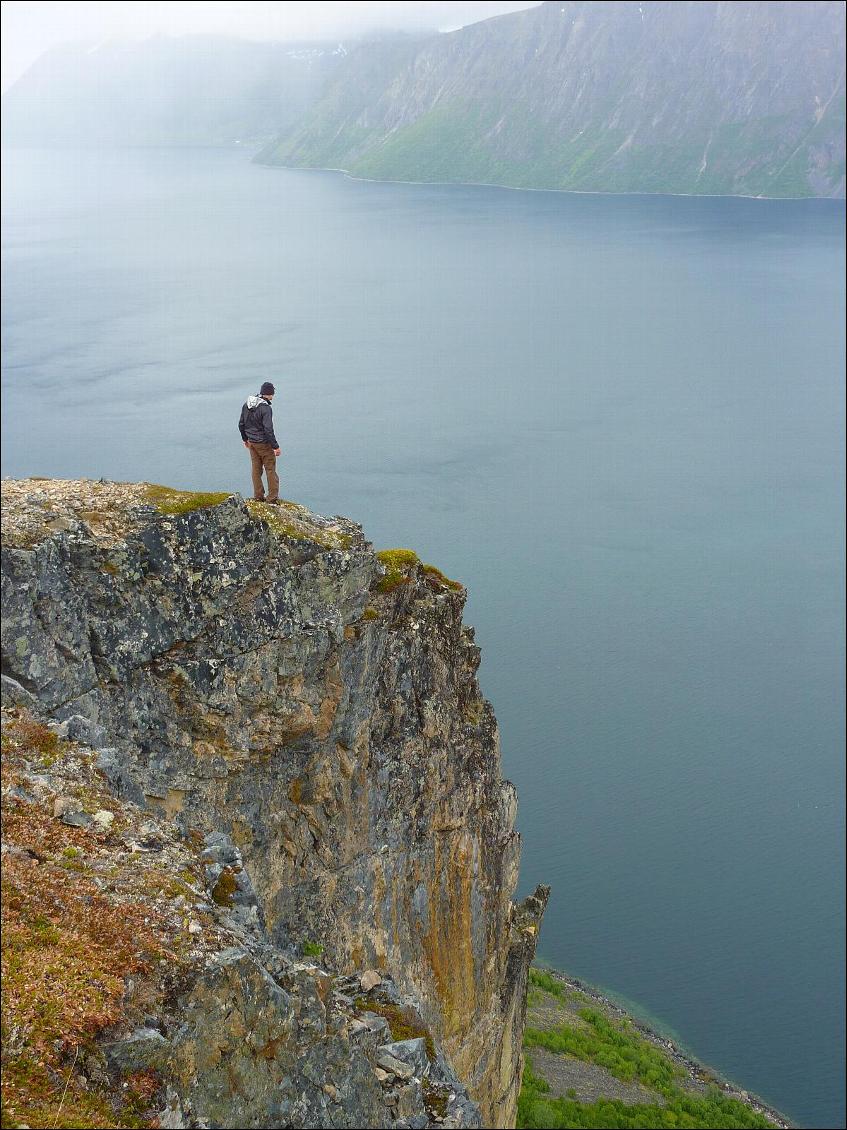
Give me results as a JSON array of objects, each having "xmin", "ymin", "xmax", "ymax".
[{"xmin": 1, "ymin": 1, "xmax": 540, "ymax": 90}]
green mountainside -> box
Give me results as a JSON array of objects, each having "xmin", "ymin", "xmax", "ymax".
[
  {"xmin": 259, "ymin": 0, "xmax": 846, "ymax": 199},
  {"xmin": 3, "ymin": 4, "xmax": 844, "ymax": 197}
]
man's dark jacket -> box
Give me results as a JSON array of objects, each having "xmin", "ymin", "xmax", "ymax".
[{"xmin": 239, "ymin": 395, "xmax": 279, "ymax": 448}]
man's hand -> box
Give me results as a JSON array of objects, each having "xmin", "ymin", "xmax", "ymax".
[{"xmin": 273, "ymin": 448, "xmax": 281, "ymax": 457}]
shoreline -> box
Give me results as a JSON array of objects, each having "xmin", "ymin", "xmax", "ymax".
[
  {"xmin": 533, "ymin": 965, "xmax": 798, "ymax": 1129},
  {"xmin": 254, "ymin": 157, "xmax": 845, "ymax": 205}
]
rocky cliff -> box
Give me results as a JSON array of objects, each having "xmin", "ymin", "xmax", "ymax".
[
  {"xmin": 260, "ymin": 0, "xmax": 846, "ymax": 199},
  {"xmin": 0, "ymin": 478, "xmax": 548, "ymax": 1129}
]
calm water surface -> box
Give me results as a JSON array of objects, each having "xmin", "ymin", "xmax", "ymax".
[{"xmin": 2, "ymin": 149, "xmax": 844, "ymax": 1128}]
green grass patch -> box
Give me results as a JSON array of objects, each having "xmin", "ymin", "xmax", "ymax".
[
  {"xmin": 529, "ymin": 967, "xmax": 568, "ymax": 999},
  {"xmin": 518, "ymin": 1078, "xmax": 776, "ymax": 1128},
  {"xmin": 518, "ymin": 1014, "xmax": 777, "ymax": 1128},
  {"xmin": 525, "ymin": 1008, "xmax": 683, "ymax": 1096},
  {"xmin": 302, "ymin": 940, "xmax": 325, "ymax": 958}
]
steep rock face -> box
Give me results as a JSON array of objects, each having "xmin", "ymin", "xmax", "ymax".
[
  {"xmin": 1, "ymin": 479, "xmax": 548, "ymax": 1128},
  {"xmin": 0, "ymin": 708, "xmax": 481, "ymax": 1129},
  {"xmin": 260, "ymin": 0, "xmax": 846, "ymax": 199}
]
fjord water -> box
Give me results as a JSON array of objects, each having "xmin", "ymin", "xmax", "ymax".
[{"xmin": 2, "ymin": 148, "xmax": 844, "ymax": 1128}]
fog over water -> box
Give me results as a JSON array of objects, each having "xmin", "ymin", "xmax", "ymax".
[{"xmin": 1, "ymin": 147, "xmax": 845, "ymax": 1128}]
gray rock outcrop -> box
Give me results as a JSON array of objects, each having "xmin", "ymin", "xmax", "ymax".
[{"xmin": 1, "ymin": 478, "xmax": 548, "ymax": 1128}]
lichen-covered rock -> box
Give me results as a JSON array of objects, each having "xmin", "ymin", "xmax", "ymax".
[{"xmin": 1, "ymin": 478, "xmax": 548, "ymax": 1127}]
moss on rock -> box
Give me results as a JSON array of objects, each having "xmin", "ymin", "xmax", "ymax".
[
  {"xmin": 422, "ymin": 563, "xmax": 464, "ymax": 592},
  {"xmin": 244, "ymin": 499, "xmax": 352, "ymax": 549},
  {"xmin": 210, "ymin": 867, "xmax": 239, "ymax": 908},
  {"xmin": 145, "ymin": 485, "xmax": 232, "ymax": 516},
  {"xmin": 354, "ymin": 996, "xmax": 437, "ymax": 1062},
  {"xmin": 375, "ymin": 548, "xmax": 420, "ymax": 593}
]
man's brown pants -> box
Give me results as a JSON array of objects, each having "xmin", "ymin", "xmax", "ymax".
[{"xmin": 248, "ymin": 443, "xmax": 279, "ymax": 502}]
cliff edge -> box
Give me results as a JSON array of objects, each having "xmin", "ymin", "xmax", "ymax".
[{"xmin": 0, "ymin": 478, "xmax": 548, "ymax": 1129}]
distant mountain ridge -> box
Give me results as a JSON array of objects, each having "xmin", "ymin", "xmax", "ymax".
[
  {"xmin": 2, "ymin": 3, "xmax": 844, "ymax": 198},
  {"xmin": 1, "ymin": 34, "xmax": 349, "ymax": 148},
  {"xmin": 259, "ymin": 0, "xmax": 846, "ymax": 198}
]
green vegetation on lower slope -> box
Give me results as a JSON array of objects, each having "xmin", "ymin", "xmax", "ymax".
[
  {"xmin": 261, "ymin": 91, "xmax": 843, "ymax": 198},
  {"xmin": 335, "ymin": 99, "xmax": 634, "ymax": 193},
  {"xmin": 519, "ymin": 1064, "xmax": 776, "ymax": 1129},
  {"xmin": 518, "ymin": 969, "xmax": 780, "ymax": 1130},
  {"xmin": 525, "ymin": 1008, "xmax": 684, "ymax": 1096}
]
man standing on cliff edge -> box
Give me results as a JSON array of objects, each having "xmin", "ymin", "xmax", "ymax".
[{"xmin": 238, "ymin": 381, "xmax": 281, "ymax": 503}]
